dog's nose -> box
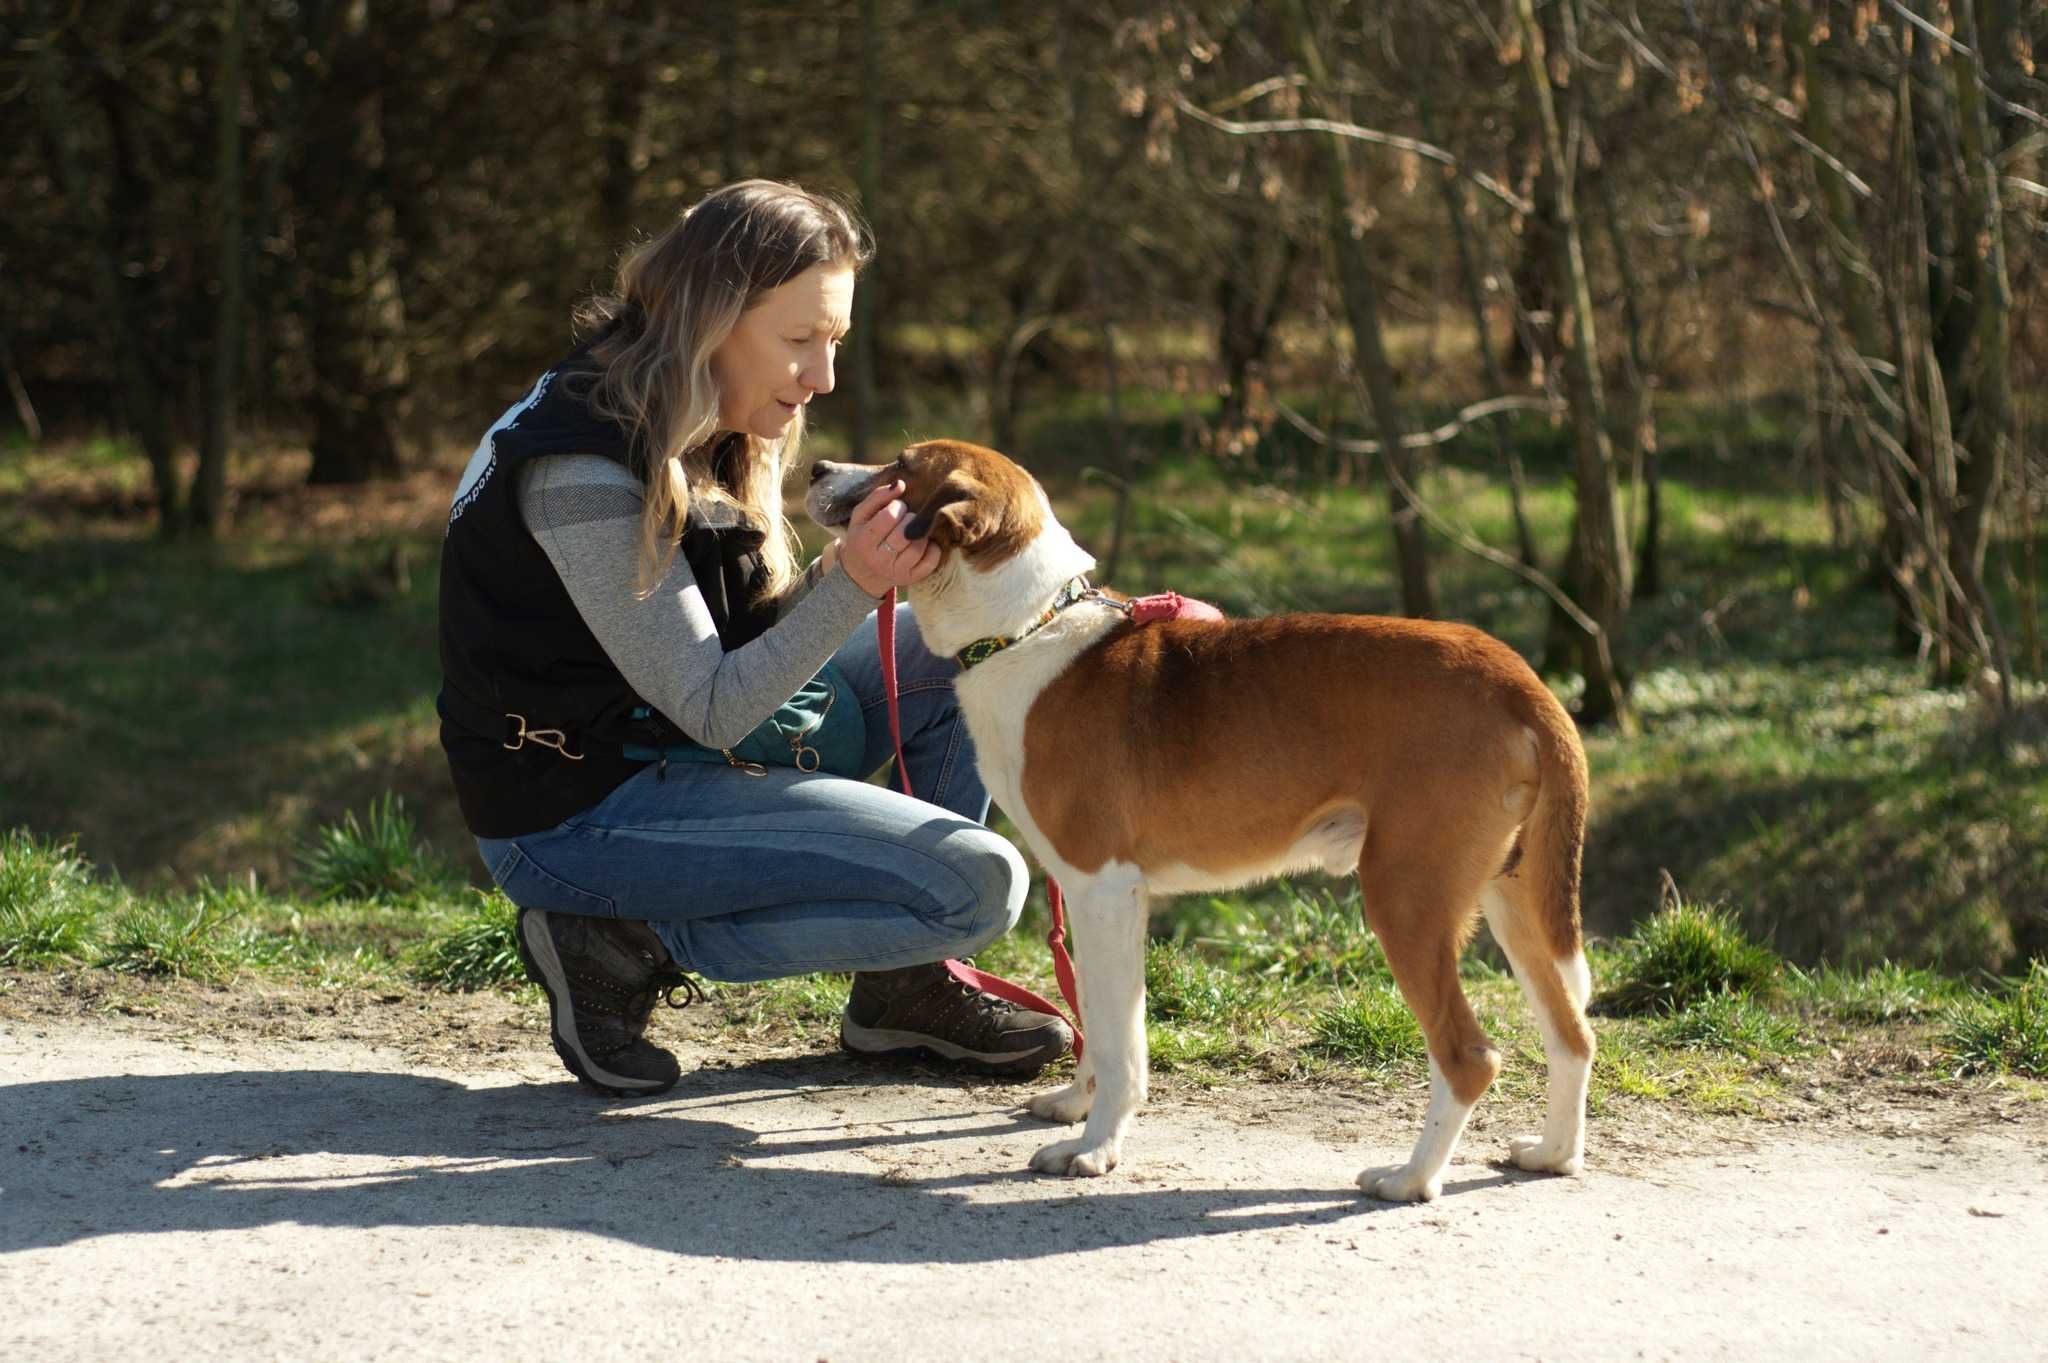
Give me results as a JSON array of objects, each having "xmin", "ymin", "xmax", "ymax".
[{"xmin": 809, "ymin": 462, "xmax": 829, "ymax": 484}]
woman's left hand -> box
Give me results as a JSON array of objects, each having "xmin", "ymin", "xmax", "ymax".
[{"xmin": 838, "ymin": 480, "xmax": 941, "ymax": 596}]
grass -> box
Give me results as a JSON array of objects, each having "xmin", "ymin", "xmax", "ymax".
[
  {"xmin": 3, "ymin": 808, "xmax": 2038, "ymax": 1107},
  {"xmin": 1596, "ymin": 890, "xmax": 1786, "ymax": 1016},
  {"xmin": 407, "ymin": 889, "xmax": 526, "ymax": 991},
  {"xmin": 296, "ymin": 794, "xmax": 455, "ymax": 903},
  {"xmin": 1652, "ymin": 993, "xmax": 1804, "ymax": 1059},
  {"xmin": 1940, "ymin": 961, "xmax": 2048, "ymax": 1077},
  {"xmin": 0, "ymin": 830, "xmax": 106, "ymax": 967},
  {"xmin": 1308, "ymin": 986, "xmax": 1427, "ymax": 1070},
  {"xmin": 5, "ymin": 389, "xmax": 2047, "ymax": 1110}
]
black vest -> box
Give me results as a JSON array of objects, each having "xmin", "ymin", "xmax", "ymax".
[{"xmin": 436, "ymin": 352, "xmax": 779, "ymax": 837}]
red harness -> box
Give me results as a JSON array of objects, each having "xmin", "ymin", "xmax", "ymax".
[{"xmin": 878, "ymin": 588, "xmax": 1223, "ymax": 1064}]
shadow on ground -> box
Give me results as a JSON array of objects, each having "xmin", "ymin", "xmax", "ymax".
[{"xmin": 1, "ymin": 1056, "xmax": 1529, "ymax": 1263}]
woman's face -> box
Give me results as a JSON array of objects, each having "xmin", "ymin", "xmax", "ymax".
[{"xmin": 710, "ymin": 264, "xmax": 855, "ymax": 440}]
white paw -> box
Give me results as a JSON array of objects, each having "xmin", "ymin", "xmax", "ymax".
[
  {"xmin": 1030, "ymin": 1136, "xmax": 1121, "ymax": 1177},
  {"xmin": 1358, "ymin": 1165, "xmax": 1441, "ymax": 1203},
  {"xmin": 1026, "ymin": 1081, "xmax": 1093, "ymax": 1124},
  {"xmin": 1508, "ymin": 1135, "xmax": 1584, "ymax": 1176}
]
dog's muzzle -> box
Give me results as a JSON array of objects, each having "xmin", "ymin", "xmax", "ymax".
[{"xmin": 805, "ymin": 460, "xmax": 894, "ymax": 529}]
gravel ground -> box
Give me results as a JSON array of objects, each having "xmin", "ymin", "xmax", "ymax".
[{"xmin": 3, "ymin": 989, "xmax": 2044, "ymax": 1363}]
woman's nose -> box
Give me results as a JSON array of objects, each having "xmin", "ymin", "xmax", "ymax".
[{"xmin": 804, "ymin": 351, "xmax": 836, "ymax": 396}]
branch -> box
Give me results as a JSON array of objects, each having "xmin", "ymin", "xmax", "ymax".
[
  {"xmin": 1171, "ymin": 93, "xmax": 1535, "ymax": 216},
  {"xmin": 1206, "ymin": 74, "xmax": 1308, "ymax": 115},
  {"xmin": 1878, "ymin": 0, "xmax": 2048, "ymax": 132},
  {"xmin": 1273, "ymin": 397, "xmax": 1604, "ymax": 640},
  {"xmin": 1273, "ymin": 394, "xmax": 1563, "ymax": 455}
]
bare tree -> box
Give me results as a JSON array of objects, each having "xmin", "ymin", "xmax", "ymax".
[
  {"xmin": 1516, "ymin": 0, "xmax": 1632, "ymax": 725},
  {"xmin": 1282, "ymin": 0, "xmax": 1436, "ymax": 618},
  {"xmin": 194, "ymin": 0, "xmax": 247, "ymax": 535}
]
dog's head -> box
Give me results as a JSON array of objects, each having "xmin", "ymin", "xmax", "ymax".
[
  {"xmin": 806, "ymin": 439, "xmax": 1096, "ymax": 655},
  {"xmin": 806, "ymin": 439, "xmax": 1041, "ymax": 563}
]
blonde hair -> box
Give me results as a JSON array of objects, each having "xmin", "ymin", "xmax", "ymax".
[{"xmin": 574, "ymin": 180, "xmax": 872, "ymax": 600}]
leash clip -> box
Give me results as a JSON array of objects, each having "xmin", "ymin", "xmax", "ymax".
[{"xmin": 503, "ymin": 713, "xmax": 585, "ymax": 761}]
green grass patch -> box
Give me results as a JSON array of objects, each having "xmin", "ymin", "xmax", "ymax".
[
  {"xmin": 1308, "ymin": 985, "xmax": 1425, "ymax": 1070},
  {"xmin": 98, "ymin": 893, "xmax": 247, "ymax": 982},
  {"xmin": 297, "ymin": 795, "xmax": 455, "ymax": 903},
  {"xmin": 1940, "ymin": 961, "xmax": 2048, "ymax": 1077},
  {"xmin": 408, "ymin": 890, "xmax": 527, "ymax": 991},
  {"xmin": 1653, "ymin": 993, "xmax": 1803, "ymax": 1059},
  {"xmin": 1790, "ymin": 961, "xmax": 1968, "ymax": 1023},
  {"xmin": 1145, "ymin": 940, "xmax": 1273, "ymax": 1026},
  {"xmin": 1171, "ymin": 882, "xmax": 1390, "ymax": 986},
  {"xmin": 1597, "ymin": 894, "xmax": 1784, "ymax": 1016},
  {"xmin": 0, "ymin": 829, "xmax": 108, "ymax": 966}
]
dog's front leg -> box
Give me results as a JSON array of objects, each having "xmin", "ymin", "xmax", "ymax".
[{"xmin": 1029, "ymin": 866, "xmax": 1147, "ymax": 1177}]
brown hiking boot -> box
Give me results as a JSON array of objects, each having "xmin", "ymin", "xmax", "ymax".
[
  {"xmin": 516, "ymin": 908, "xmax": 705, "ymax": 1096},
  {"xmin": 840, "ymin": 962, "xmax": 1072, "ymax": 1078}
]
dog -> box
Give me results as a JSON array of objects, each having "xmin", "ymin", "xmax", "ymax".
[{"xmin": 807, "ymin": 439, "xmax": 1594, "ymax": 1202}]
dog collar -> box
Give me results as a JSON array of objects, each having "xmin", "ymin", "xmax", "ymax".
[{"xmin": 955, "ymin": 576, "xmax": 1106, "ymax": 670}]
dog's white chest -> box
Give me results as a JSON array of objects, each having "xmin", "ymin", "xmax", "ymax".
[{"xmin": 952, "ymin": 609, "xmax": 1119, "ymax": 882}]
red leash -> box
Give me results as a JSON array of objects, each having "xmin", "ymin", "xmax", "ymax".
[
  {"xmin": 877, "ymin": 587, "xmax": 1224, "ymax": 1066},
  {"xmin": 879, "ymin": 590, "xmax": 1085, "ymax": 1060}
]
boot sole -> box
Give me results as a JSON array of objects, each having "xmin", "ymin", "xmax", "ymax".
[
  {"xmin": 516, "ymin": 909, "xmax": 680, "ymax": 1097},
  {"xmin": 839, "ymin": 1017, "xmax": 1062, "ymax": 1079}
]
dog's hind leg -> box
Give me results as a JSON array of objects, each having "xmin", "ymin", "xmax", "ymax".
[
  {"xmin": 1029, "ymin": 863, "xmax": 1147, "ymax": 1177},
  {"xmin": 1481, "ymin": 880, "xmax": 1593, "ymax": 1175},
  {"xmin": 1355, "ymin": 852, "xmax": 1501, "ymax": 1203}
]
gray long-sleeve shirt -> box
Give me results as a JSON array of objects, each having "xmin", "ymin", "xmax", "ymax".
[{"xmin": 516, "ymin": 451, "xmax": 878, "ymax": 749}]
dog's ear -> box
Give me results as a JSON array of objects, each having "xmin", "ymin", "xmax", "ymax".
[{"xmin": 902, "ymin": 479, "xmax": 993, "ymax": 549}]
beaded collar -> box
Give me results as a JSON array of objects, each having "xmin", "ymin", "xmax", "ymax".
[{"xmin": 954, "ymin": 576, "xmax": 1109, "ymax": 670}]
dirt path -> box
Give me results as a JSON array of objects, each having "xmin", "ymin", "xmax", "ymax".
[{"xmin": 3, "ymin": 982, "xmax": 2044, "ymax": 1363}]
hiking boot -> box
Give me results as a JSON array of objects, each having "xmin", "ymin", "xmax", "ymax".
[
  {"xmin": 516, "ymin": 908, "xmax": 705, "ymax": 1096},
  {"xmin": 840, "ymin": 962, "xmax": 1072, "ymax": 1078}
]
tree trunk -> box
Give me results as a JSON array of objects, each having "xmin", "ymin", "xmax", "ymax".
[
  {"xmin": 1593, "ymin": 149, "xmax": 1659, "ymax": 598},
  {"xmin": 297, "ymin": 7, "xmax": 408, "ymax": 486},
  {"xmin": 1215, "ymin": 221, "xmax": 1298, "ymax": 440},
  {"xmin": 1941, "ymin": 0, "xmax": 2016, "ymax": 694},
  {"xmin": 850, "ymin": 0, "xmax": 882, "ymax": 462},
  {"xmin": 1414, "ymin": 67, "xmax": 1540, "ymax": 571},
  {"xmin": 1284, "ymin": 0, "xmax": 1435, "ymax": 618},
  {"xmin": 1062, "ymin": 0, "xmax": 1135, "ymax": 580},
  {"xmin": 596, "ymin": 0, "xmax": 655, "ymax": 248},
  {"xmin": 28, "ymin": 1, "xmax": 185, "ymax": 533},
  {"xmin": 1790, "ymin": 5, "xmax": 1923, "ymax": 649},
  {"xmin": 194, "ymin": 0, "xmax": 246, "ymax": 536},
  {"xmin": 1515, "ymin": 0, "xmax": 1630, "ymax": 726}
]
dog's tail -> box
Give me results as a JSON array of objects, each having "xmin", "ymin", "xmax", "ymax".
[{"xmin": 1512, "ymin": 683, "xmax": 1590, "ymax": 960}]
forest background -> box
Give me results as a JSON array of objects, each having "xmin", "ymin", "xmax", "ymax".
[{"xmin": 3, "ymin": 0, "xmax": 2045, "ymax": 988}]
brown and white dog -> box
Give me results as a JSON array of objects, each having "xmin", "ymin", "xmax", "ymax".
[{"xmin": 807, "ymin": 439, "xmax": 1595, "ymax": 1201}]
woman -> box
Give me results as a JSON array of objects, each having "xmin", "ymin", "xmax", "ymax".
[{"xmin": 436, "ymin": 180, "xmax": 1069, "ymax": 1096}]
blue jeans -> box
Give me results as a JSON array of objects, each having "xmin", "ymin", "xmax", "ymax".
[{"xmin": 474, "ymin": 604, "xmax": 1028, "ymax": 982}]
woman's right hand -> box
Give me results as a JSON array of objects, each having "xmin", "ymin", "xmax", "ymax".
[{"xmin": 837, "ymin": 479, "xmax": 941, "ymax": 597}]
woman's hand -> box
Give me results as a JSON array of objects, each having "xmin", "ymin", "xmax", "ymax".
[{"xmin": 837, "ymin": 479, "xmax": 940, "ymax": 597}]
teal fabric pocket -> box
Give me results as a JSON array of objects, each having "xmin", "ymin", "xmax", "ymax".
[{"xmin": 625, "ymin": 660, "xmax": 866, "ymax": 778}]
